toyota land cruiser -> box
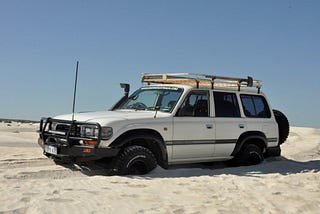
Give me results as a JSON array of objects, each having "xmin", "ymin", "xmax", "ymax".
[{"xmin": 38, "ymin": 73, "xmax": 289, "ymax": 175}]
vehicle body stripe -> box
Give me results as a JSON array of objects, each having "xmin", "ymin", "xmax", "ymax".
[
  {"xmin": 166, "ymin": 139, "xmax": 237, "ymax": 145},
  {"xmin": 267, "ymin": 138, "xmax": 278, "ymax": 142}
]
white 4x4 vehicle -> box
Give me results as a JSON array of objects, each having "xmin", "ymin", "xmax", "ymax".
[{"xmin": 38, "ymin": 73, "xmax": 289, "ymax": 175}]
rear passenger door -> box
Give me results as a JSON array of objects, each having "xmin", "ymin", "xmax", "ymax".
[{"xmin": 213, "ymin": 91, "xmax": 246, "ymax": 157}]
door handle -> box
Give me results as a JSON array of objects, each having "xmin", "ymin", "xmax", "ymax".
[
  {"xmin": 206, "ymin": 124, "xmax": 213, "ymax": 129},
  {"xmin": 239, "ymin": 124, "xmax": 245, "ymax": 129}
]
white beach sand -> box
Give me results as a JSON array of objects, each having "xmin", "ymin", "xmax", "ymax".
[{"xmin": 0, "ymin": 122, "xmax": 319, "ymax": 214}]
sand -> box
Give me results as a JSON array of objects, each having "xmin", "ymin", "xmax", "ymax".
[{"xmin": 0, "ymin": 122, "xmax": 319, "ymax": 213}]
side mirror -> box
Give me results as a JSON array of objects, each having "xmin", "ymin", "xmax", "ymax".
[{"xmin": 154, "ymin": 106, "xmax": 161, "ymax": 118}]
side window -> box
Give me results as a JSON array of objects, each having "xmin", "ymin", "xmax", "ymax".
[
  {"xmin": 240, "ymin": 94, "xmax": 271, "ymax": 118},
  {"xmin": 158, "ymin": 90, "xmax": 183, "ymax": 112},
  {"xmin": 177, "ymin": 91, "xmax": 209, "ymax": 117},
  {"xmin": 214, "ymin": 92, "xmax": 240, "ymax": 117}
]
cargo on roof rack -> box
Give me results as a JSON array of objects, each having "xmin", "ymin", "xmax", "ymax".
[{"xmin": 141, "ymin": 73, "xmax": 262, "ymax": 92}]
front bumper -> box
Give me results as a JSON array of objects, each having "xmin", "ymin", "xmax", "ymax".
[
  {"xmin": 38, "ymin": 138, "xmax": 120, "ymax": 163},
  {"xmin": 38, "ymin": 138, "xmax": 119, "ymax": 163},
  {"xmin": 38, "ymin": 118, "xmax": 120, "ymax": 163}
]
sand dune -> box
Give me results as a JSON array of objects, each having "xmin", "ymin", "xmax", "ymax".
[{"xmin": 0, "ymin": 122, "xmax": 319, "ymax": 213}]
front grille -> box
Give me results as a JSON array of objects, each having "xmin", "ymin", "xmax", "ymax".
[
  {"xmin": 56, "ymin": 124, "xmax": 80, "ymax": 136},
  {"xmin": 56, "ymin": 124, "xmax": 69, "ymax": 132},
  {"xmin": 40, "ymin": 118, "xmax": 102, "ymax": 147}
]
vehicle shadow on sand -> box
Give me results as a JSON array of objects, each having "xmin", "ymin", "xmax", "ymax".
[
  {"xmin": 54, "ymin": 156, "xmax": 320, "ymax": 178},
  {"xmin": 144, "ymin": 157, "xmax": 320, "ymax": 179}
]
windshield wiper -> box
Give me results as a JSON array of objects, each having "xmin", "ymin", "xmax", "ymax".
[{"xmin": 126, "ymin": 102, "xmax": 148, "ymax": 110}]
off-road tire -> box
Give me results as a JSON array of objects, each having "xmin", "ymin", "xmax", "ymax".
[
  {"xmin": 233, "ymin": 144, "xmax": 264, "ymax": 166},
  {"xmin": 265, "ymin": 145, "xmax": 281, "ymax": 157},
  {"xmin": 273, "ymin": 109, "xmax": 289, "ymax": 144},
  {"xmin": 112, "ymin": 145, "xmax": 157, "ymax": 175}
]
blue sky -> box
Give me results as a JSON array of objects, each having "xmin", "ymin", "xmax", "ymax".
[{"xmin": 0, "ymin": 0, "xmax": 319, "ymax": 128}]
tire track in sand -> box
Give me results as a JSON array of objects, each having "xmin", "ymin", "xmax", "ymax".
[{"xmin": 0, "ymin": 158, "xmax": 110, "ymax": 180}]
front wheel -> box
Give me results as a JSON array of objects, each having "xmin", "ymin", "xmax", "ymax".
[{"xmin": 111, "ymin": 145, "xmax": 157, "ymax": 175}]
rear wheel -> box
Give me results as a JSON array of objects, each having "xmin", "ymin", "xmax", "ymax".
[
  {"xmin": 233, "ymin": 144, "xmax": 264, "ymax": 166},
  {"xmin": 112, "ymin": 145, "xmax": 157, "ymax": 175},
  {"xmin": 265, "ymin": 145, "xmax": 281, "ymax": 157}
]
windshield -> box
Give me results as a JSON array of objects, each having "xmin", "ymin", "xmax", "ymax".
[{"xmin": 118, "ymin": 87, "xmax": 183, "ymax": 112}]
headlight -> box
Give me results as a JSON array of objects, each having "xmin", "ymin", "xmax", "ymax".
[
  {"xmin": 101, "ymin": 127, "xmax": 113, "ymax": 140},
  {"xmin": 80, "ymin": 125, "xmax": 113, "ymax": 140},
  {"xmin": 81, "ymin": 125, "xmax": 99, "ymax": 138}
]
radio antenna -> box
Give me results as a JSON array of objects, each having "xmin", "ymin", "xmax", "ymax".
[{"xmin": 72, "ymin": 61, "xmax": 79, "ymax": 121}]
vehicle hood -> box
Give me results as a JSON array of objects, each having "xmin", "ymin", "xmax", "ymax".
[{"xmin": 53, "ymin": 110, "xmax": 163, "ymax": 123}]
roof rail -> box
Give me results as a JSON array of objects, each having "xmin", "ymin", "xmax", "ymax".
[{"xmin": 141, "ymin": 73, "xmax": 262, "ymax": 92}]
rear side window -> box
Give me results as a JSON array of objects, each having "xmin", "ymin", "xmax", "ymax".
[
  {"xmin": 214, "ymin": 92, "xmax": 240, "ymax": 117},
  {"xmin": 240, "ymin": 94, "xmax": 271, "ymax": 118}
]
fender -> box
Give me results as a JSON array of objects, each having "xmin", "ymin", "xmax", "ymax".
[
  {"xmin": 109, "ymin": 129, "xmax": 168, "ymax": 169},
  {"xmin": 231, "ymin": 131, "xmax": 268, "ymax": 156}
]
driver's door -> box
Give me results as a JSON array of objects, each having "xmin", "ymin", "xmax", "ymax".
[{"xmin": 171, "ymin": 90, "xmax": 215, "ymax": 161}]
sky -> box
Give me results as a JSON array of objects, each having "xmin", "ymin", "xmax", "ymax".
[{"xmin": 0, "ymin": 0, "xmax": 319, "ymax": 128}]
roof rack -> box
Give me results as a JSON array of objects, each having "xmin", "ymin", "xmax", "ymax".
[{"xmin": 141, "ymin": 73, "xmax": 262, "ymax": 92}]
